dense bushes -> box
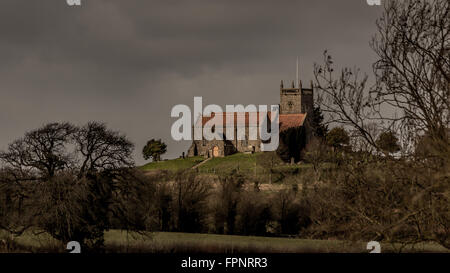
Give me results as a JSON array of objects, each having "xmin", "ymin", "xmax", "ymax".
[
  {"xmin": 172, "ymin": 172, "xmax": 211, "ymax": 233},
  {"xmin": 301, "ymin": 150, "xmax": 450, "ymax": 249},
  {"xmin": 272, "ymin": 189, "xmax": 311, "ymax": 235},
  {"xmin": 146, "ymin": 170, "xmax": 312, "ymax": 237},
  {"xmin": 213, "ymin": 171, "xmax": 244, "ymax": 234}
]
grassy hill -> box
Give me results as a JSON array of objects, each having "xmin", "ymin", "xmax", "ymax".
[
  {"xmin": 139, "ymin": 152, "xmax": 313, "ymax": 183},
  {"xmin": 140, "ymin": 153, "xmax": 262, "ymax": 173},
  {"xmin": 140, "ymin": 156, "xmax": 204, "ymax": 171},
  {"xmin": 198, "ymin": 153, "xmax": 260, "ymax": 174}
]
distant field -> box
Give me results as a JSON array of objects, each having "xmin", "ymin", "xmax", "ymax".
[
  {"xmin": 106, "ymin": 231, "xmax": 366, "ymax": 253},
  {"xmin": 104, "ymin": 231, "xmax": 450, "ymax": 253},
  {"xmin": 2, "ymin": 230, "xmax": 447, "ymax": 253}
]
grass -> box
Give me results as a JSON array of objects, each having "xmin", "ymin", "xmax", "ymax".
[
  {"xmin": 105, "ymin": 231, "xmax": 449, "ymax": 253},
  {"xmin": 139, "ymin": 153, "xmax": 314, "ymax": 182},
  {"xmin": 106, "ymin": 231, "xmax": 364, "ymax": 253},
  {"xmin": 197, "ymin": 153, "xmax": 261, "ymax": 174},
  {"xmin": 148, "ymin": 153, "xmax": 312, "ymax": 175},
  {"xmin": 2, "ymin": 230, "xmax": 448, "ymax": 253},
  {"xmin": 140, "ymin": 156, "xmax": 204, "ymax": 171},
  {"xmin": 139, "ymin": 153, "xmax": 262, "ymax": 174}
]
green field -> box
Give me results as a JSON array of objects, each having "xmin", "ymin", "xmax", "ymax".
[{"xmin": 2, "ymin": 230, "xmax": 447, "ymax": 253}]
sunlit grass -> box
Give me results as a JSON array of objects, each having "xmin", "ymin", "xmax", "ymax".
[{"xmin": 140, "ymin": 156, "xmax": 204, "ymax": 171}]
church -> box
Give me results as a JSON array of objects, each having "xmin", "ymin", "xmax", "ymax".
[{"xmin": 187, "ymin": 79, "xmax": 314, "ymax": 158}]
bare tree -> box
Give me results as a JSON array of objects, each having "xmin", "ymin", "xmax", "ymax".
[
  {"xmin": 214, "ymin": 170, "xmax": 245, "ymax": 234},
  {"xmin": 314, "ymin": 0, "xmax": 449, "ymax": 154},
  {"xmin": 0, "ymin": 168, "xmax": 39, "ymax": 238},
  {"xmin": 73, "ymin": 122, "xmax": 134, "ymax": 177},
  {"xmin": 0, "ymin": 123, "xmax": 76, "ymax": 180},
  {"xmin": 314, "ymin": 52, "xmax": 381, "ymax": 151},
  {"xmin": 371, "ymin": 0, "xmax": 449, "ymax": 147},
  {"xmin": 0, "ymin": 121, "xmax": 136, "ymax": 250},
  {"xmin": 309, "ymin": 0, "xmax": 449, "ymax": 251},
  {"xmin": 173, "ymin": 171, "xmax": 211, "ymax": 232}
]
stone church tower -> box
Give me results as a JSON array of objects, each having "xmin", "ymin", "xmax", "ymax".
[{"xmin": 279, "ymin": 80, "xmax": 314, "ymax": 116}]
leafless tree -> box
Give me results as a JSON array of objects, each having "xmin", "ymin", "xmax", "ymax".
[
  {"xmin": 309, "ymin": 0, "xmax": 449, "ymax": 251},
  {"xmin": 314, "ymin": 52, "xmax": 381, "ymax": 152},
  {"xmin": 371, "ymin": 0, "xmax": 449, "ymax": 148},
  {"xmin": 315, "ymin": 0, "xmax": 449, "ymax": 155},
  {"xmin": 0, "ymin": 123, "xmax": 76, "ymax": 181},
  {"xmin": 173, "ymin": 171, "xmax": 211, "ymax": 232},
  {"xmin": 214, "ymin": 171, "xmax": 245, "ymax": 234},
  {"xmin": 0, "ymin": 168, "xmax": 39, "ymax": 238},
  {"xmin": 73, "ymin": 122, "xmax": 134, "ymax": 177},
  {"xmin": 0, "ymin": 122, "xmax": 136, "ymax": 249}
]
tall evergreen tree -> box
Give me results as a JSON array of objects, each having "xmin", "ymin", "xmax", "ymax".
[{"xmin": 311, "ymin": 106, "xmax": 328, "ymax": 139}]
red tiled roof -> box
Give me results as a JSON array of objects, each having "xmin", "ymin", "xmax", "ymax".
[
  {"xmin": 195, "ymin": 112, "xmax": 306, "ymax": 132},
  {"xmin": 279, "ymin": 113, "xmax": 307, "ymax": 131}
]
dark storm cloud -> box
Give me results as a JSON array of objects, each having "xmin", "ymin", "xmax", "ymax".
[{"xmin": 0, "ymin": 0, "xmax": 382, "ymax": 164}]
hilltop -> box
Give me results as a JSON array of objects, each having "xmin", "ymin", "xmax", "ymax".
[{"xmin": 139, "ymin": 152, "xmax": 312, "ymax": 184}]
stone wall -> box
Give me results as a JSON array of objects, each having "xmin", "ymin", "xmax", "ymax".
[{"xmin": 187, "ymin": 129, "xmax": 262, "ymax": 158}]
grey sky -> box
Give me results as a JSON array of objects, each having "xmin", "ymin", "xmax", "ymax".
[{"xmin": 0, "ymin": 0, "xmax": 382, "ymax": 165}]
